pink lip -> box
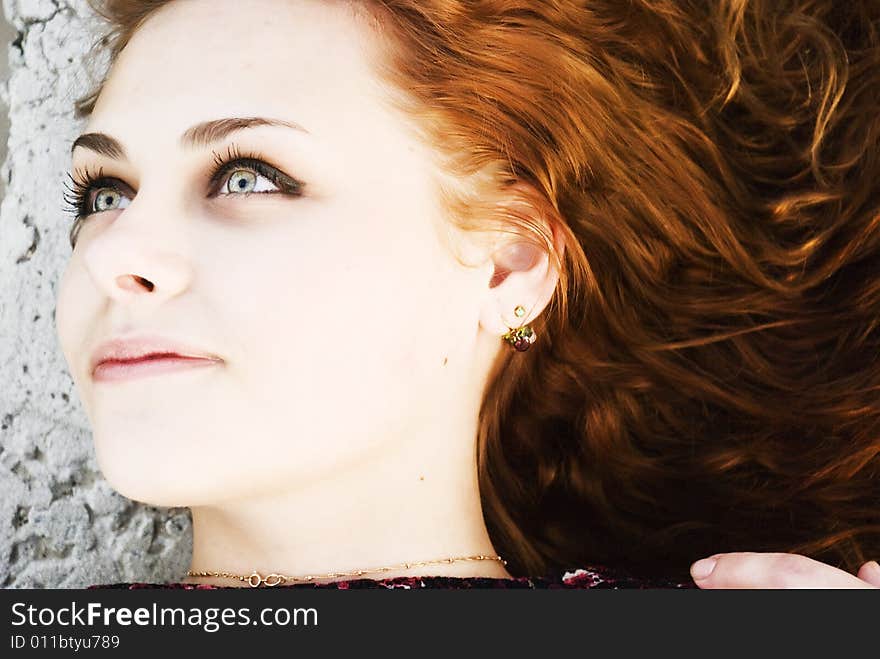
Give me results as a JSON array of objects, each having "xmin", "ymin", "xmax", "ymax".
[
  {"xmin": 92, "ymin": 355, "xmax": 221, "ymax": 382},
  {"xmin": 90, "ymin": 333, "xmax": 223, "ymax": 382}
]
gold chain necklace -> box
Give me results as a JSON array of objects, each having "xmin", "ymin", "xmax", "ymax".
[{"xmin": 186, "ymin": 554, "xmax": 508, "ymax": 588}]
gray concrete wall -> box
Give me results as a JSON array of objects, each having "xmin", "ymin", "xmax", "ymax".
[
  {"xmin": 1, "ymin": 13, "xmax": 14, "ymax": 198},
  {"xmin": 0, "ymin": 0, "xmax": 191, "ymax": 588}
]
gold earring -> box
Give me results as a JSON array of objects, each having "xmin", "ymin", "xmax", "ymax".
[{"xmin": 501, "ymin": 304, "xmax": 537, "ymax": 352}]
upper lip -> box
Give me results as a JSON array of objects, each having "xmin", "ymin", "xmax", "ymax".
[{"xmin": 90, "ymin": 334, "xmax": 223, "ymax": 374}]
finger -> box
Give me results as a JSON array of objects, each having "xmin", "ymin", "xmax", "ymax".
[
  {"xmin": 856, "ymin": 560, "xmax": 880, "ymax": 587},
  {"xmin": 690, "ymin": 552, "xmax": 877, "ymax": 589}
]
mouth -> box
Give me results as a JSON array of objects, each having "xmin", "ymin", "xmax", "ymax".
[{"xmin": 92, "ymin": 353, "xmax": 222, "ymax": 383}]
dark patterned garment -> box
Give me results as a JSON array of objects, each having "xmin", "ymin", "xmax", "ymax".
[{"xmin": 88, "ymin": 565, "xmax": 695, "ymax": 589}]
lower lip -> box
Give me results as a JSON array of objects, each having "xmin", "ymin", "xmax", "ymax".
[{"xmin": 92, "ymin": 356, "xmax": 222, "ymax": 382}]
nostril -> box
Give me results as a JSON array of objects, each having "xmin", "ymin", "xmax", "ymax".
[
  {"xmin": 116, "ymin": 274, "xmax": 155, "ymax": 292},
  {"xmin": 134, "ymin": 276, "xmax": 155, "ymax": 292}
]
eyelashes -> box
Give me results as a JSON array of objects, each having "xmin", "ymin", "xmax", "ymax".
[
  {"xmin": 62, "ymin": 164, "xmax": 114, "ymax": 222},
  {"xmin": 62, "ymin": 143, "xmax": 306, "ymax": 248},
  {"xmin": 207, "ymin": 143, "xmax": 304, "ymax": 197}
]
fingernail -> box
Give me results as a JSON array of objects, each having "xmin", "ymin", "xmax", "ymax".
[
  {"xmin": 690, "ymin": 558, "xmax": 717, "ymax": 580},
  {"xmin": 866, "ymin": 560, "xmax": 880, "ymax": 577}
]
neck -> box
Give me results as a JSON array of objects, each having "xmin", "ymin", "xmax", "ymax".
[{"xmin": 183, "ymin": 412, "xmax": 512, "ymax": 586}]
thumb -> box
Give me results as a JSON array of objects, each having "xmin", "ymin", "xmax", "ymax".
[{"xmin": 856, "ymin": 560, "xmax": 880, "ymax": 586}]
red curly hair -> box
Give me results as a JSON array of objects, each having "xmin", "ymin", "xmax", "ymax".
[{"xmin": 76, "ymin": 0, "xmax": 880, "ymax": 580}]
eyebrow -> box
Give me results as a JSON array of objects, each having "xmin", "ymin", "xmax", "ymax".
[{"xmin": 70, "ymin": 117, "xmax": 309, "ymax": 158}]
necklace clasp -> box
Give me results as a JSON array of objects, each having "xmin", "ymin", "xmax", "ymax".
[{"xmin": 247, "ymin": 571, "xmax": 285, "ymax": 587}]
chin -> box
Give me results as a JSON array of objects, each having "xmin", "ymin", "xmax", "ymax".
[{"xmin": 93, "ymin": 446, "xmax": 212, "ymax": 508}]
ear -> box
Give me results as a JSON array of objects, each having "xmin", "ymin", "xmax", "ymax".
[{"xmin": 477, "ymin": 182, "xmax": 566, "ymax": 337}]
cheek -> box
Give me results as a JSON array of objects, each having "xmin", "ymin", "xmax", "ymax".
[
  {"xmin": 54, "ymin": 261, "xmax": 97, "ymax": 385},
  {"xmin": 210, "ymin": 206, "xmax": 452, "ymax": 444}
]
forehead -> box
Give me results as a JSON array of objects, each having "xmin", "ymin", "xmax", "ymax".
[{"xmin": 87, "ymin": 0, "xmax": 385, "ymax": 144}]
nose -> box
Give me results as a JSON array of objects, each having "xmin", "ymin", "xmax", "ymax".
[{"xmin": 80, "ymin": 205, "xmax": 194, "ymax": 306}]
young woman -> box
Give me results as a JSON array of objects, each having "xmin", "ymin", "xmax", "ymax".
[{"xmin": 57, "ymin": 0, "xmax": 879, "ymax": 588}]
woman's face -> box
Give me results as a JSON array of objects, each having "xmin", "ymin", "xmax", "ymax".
[{"xmin": 55, "ymin": 0, "xmax": 496, "ymax": 505}]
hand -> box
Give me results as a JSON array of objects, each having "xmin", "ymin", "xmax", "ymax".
[{"xmin": 690, "ymin": 552, "xmax": 880, "ymax": 588}]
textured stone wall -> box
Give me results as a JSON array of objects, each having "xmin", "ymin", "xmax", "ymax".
[{"xmin": 0, "ymin": 0, "xmax": 191, "ymax": 588}]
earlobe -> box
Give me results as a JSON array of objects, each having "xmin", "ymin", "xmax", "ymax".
[
  {"xmin": 478, "ymin": 241, "xmax": 556, "ymax": 339},
  {"xmin": 476, "ymin": 179, "xmax": 566, "ymax": 342}
]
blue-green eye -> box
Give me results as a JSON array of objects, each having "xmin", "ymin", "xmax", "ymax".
[
  {"xmin": 223, "ymin": 169, "xmax": 279, "ymax": 195},
  {"xmin": 92, "ymin": 187, "xmax": 131, "ymax": 212},
  {"xmin": 209, "ymin": 145, "xmax": 304, "ymax": 198}
]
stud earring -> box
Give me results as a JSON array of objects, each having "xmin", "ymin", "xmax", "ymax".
[{"xmin": 501, "ymin": 304, "xmax": 537, "ymax": 352}]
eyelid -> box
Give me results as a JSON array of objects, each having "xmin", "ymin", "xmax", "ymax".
[
  {"xmin": 77, "ymin": 163, "xmax": 289, "ymax": 197},
  {"xmin": 88, "ymin": 178, "xmax": 136, "ymax": 209},
  {"xmin": 207, "ymin": 145, "xmax": 305, "ymax": 197},
  {"xmin": 63, "ymin": 167, "xmax": 133, "ymax": 216},
  {"xmin": 65, "ymin": 149, "xmax": 304, "ymax": 218},
  {"xmin": 208, "ymin": 158, "xmax": 282, "ymax": 195}
]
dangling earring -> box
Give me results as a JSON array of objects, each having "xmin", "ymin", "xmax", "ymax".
[{"xmin": 501, "ymin": 305, "xmax": 537, "ymax": 352}]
